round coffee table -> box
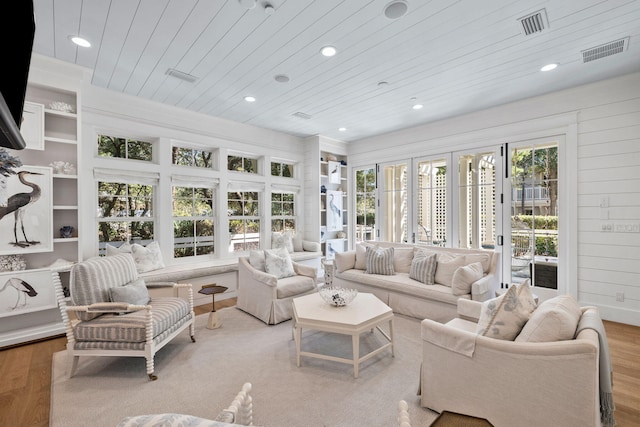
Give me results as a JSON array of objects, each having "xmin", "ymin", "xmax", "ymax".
[{"xmin": 198, "ymin": 284, "xmax": 228, "ymax": 329}]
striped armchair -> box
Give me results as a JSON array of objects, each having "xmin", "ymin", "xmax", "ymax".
[{"xmin": 55, "ymin": 253, "xmax": 196, "ymax": 380}]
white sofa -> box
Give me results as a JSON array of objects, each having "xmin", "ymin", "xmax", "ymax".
[{"xmin": 332, "ymin": 242, "xmax": 499, "ymax": 322}]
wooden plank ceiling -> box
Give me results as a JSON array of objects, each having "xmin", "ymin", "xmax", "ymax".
[{"xmin": 32, "ymin": 0, "xmax": 640, "ymax": 142}]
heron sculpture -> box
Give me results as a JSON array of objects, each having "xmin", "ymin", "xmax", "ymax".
[
  {"xmin": 0, "ymin": 171, "xmax": 43, "ymax": 247},
  {"xmin": 1, "ymin": 278, "xmax": 37, "ymax": 310}
]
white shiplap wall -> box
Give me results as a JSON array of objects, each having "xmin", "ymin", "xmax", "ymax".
[{"xmin": 349, "ymin": 72, "xmax": 640, "ymax": 326}]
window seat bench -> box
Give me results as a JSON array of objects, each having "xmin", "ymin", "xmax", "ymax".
[{"xmin": 142, "ymin": 251, "xmax": 323, "ymax": 306}]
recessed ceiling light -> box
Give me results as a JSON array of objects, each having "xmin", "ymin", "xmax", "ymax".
[
  {"xmin": 412, "ymin": 104, "xmax": 423, "ymax": 110},
  {"xmin": 321, "ymin": 46, "xmax": 337, "ymax": 57},
  {"xmin": 244, "ymin": 96, "xmax": 256, "ymax": 103},
  {"xmin": 541, "ymin": 63, "xmax": 558, "ymax": 71},
  {"xmin": 274, "ymin": 74, "xmax": 290, "ymax": 83},
  {"xmin": 338, "ymin": 127, "xmax": 347, "ymax": 132},
  {"xmin": 384, "ymin": 1, "xmax": 409, "ymax": 19},
  {"xmin": 69, "ymin": 36, "xmax": 91, "ymax": 47}
]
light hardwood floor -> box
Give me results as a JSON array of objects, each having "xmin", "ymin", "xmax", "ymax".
[{"xmin": 1, "ymin": 299, "xmax": 639, "ymax": 426}]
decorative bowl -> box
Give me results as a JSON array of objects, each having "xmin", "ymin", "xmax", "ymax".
[{"xmin": 319, "ymin": 286, "xmax": 358, "ymax": 307}]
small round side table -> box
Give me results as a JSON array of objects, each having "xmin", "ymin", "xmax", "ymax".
[{"xmin": 198, "ymin": 284, "xmax": 228, "ymax": 329}]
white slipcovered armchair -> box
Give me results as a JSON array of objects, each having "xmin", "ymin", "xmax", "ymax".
[
  {"xmin": 55, "ymin": 253, "xmax": 196, "ymax": 380},
  {"xmin": 237, "ymin": 251, "xmax": 317, "ymax": 324},
  {"xmin": 420, "ymin": 298, "xmax": 606, "ymax": 427}
]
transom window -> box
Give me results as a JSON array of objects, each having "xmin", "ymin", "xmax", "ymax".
[
  {"xmin": 228, "ymin": 191, "xmax": 260, "ymax": 252},
  {"xmin": 271, "ymin": 192, "xmax": 295, "ymax": 232},
  {"xmin": 172, "ymin": 186, "xmax": 214, "ymax": 258},
  {"xmin": 271, "ymin": 161, "xmax": 294, "ymax": 178},
  {"xmin": 98, "ymin": 135, "xmax": 153, "ymax": 161},
  {"xmin": 97, "ymin": 181, "xmax": 154, "ymax": 255},
  {"xmin": 228, "ymin": 155, "xmax": 257, "ymax": 173},
  {"xmin": 172, "ymin": 146, "xmax": 214, "ymax": 169}
]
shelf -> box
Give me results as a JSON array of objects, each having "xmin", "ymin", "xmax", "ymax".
[
  {"xmin": 45, "ymin": 136, "xmax": 77, "ymax": 145},
  {"xmin": 53, "ymin": 174, "xmax": 78, "ymax": 179},
  {"xmin": 53, "ymin": 205, "xmax": 78, "ymax": 210},
  {"xmin": 53, "ymin": 237, "xmax": 79, "ymax": 243},
  {"xmin": 44, "ymin": 108, "xmax": 77, "ymax": 118}
]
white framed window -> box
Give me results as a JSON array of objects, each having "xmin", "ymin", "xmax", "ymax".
[
  {"xmin": 271, "ymin": 191, "xmax": 296, "ymax": 232},
  {"xmin": 172, "ymin": 145, "xmax": 215, "ymax": 169},
  {"xmin": 227, "ymin": 181, "xmax": 263, "ymax": 252},
  {"xmin": 227, "ymin": 154, "xmax": 258, "ymax": 173},
  {"xmin": 98, "ymin": 134, "xmax": 153, "ymax": 162},
  {"xmin": 271, "ymin": 160, "xmax": 294, "ymax": 178},
  {"xmin": 171, "ymin": 176, "xmax": 217, "ymax": 258},
  {"xmin": 95, "ymin": 169, "xmax": 159, "ymax": 255}
]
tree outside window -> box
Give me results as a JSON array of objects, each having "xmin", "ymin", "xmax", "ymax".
[
  {"xmin": 271, "ymin": 161, "xmax": 293, "ymax": 178},
  {"xmin": 173, "ymin": 186, "xmax": 214, "ymax": 258},
  {"xmin": 271, "ymin": 192, "xmax": 295, "ymax": 232},
  {"xmin": 172, "ymin": 146, "xmax": 214, "ymax": 168},
  {"xmin": 98, "ymin": 135, "xmax": 153, "ymax": 161},
  {"xmin": 97, "ymin": 181, "xmax": 154, "ymax": 254},
  {"xmin": 228, "ymin": 155, "xmax": 257, "ymax": 173},
  {"xmin": 228, "ymin": 191, "xmax": 260, "ymax": 252}
]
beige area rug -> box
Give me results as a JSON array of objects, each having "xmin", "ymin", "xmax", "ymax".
[{"xmin": 50, "ymin": 307, "xmax": 438, "ymax": 427}]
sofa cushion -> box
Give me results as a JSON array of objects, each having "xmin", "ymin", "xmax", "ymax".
[
  {"xmin": 109, "ymin": 278, "xmax": 151, "ymax": 306},
  {"xmin": 271, "ymin": 230, "xmax": 294, "ymax": 253},
  {"xmin": 336, "ymin": 269, "xmax": 463, "ymax": 305},
  {"xmin": 461, "ymin": 252, "xmax": 492, "ymax": 273},
  {"xmin": 434, "ymin": 255, "xmax": 467, "ymax": 287},
  {"xmin": 292, "ymin": 233, "xmax": 304, "ymax": 252},
  {"xmin": 265, "ymin": 248, "xmax": 295, "ymax": 279},
  {"xmin": 355, "ymin": 242, "xmax": 377, "ymax": 270},
  {"xmin": 393, "ymin": 247, "xmax": 414, "ymax": 273},
  {"xmin": 106, "ymin": 242, "xmax": 132, "ymax": 256},
  {"xmin": 451, "ymin": 262, "xmax": 484, "ymax": 296},
  {"xmin": 366, "ymin": 246, "xmax": 395, "ymax": 275},
  {"xmin": 131, "ymin": 242, "xmax": 166, "ymax": 273},
  {"xmin": 516, "ymin": 295, "xmax": 582, "ymax": 342},
  {"xmin": 276, "ymin": 275, "xmax": 316, "ymax": 299},
  {"xmin": 249, "ymin": 250, "xmax": 266, "ymax": 271},
  {"xmin": 335, "ymin": 251, "xmax": 356, "ymax": 273},
  {"xmin": 476, "ymin": 283, "xmax": 537, "ymax": 340},
  {"xmin": 409, "ymin": 252, "xmax": 437, "ymax": 285}
]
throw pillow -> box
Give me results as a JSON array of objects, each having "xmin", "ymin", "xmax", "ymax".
[
  {"xmin": 292, "ymin": 233, "xmax": 304, "ymax": 252},
  {"xmin": 130, "ymin": 241, "xmax": 165, "ymax": 273},
  {"xmin": 271, "ymin": 231, "xmax": 294, "ymax": 253},
  {"xmin": 393, "ymin": 247, "xmax": 414, "ymax": 273},
  {"xmin": 409, "ymin": 252, "xmax": 437, "ymax": 285},
  {"xmin": 106, "ymin": 242, "xmax": 132, "ymax": 256},
  {"xmin": 462, "ymin": 252, "xmax": 492, "ymax": 273},
  {"xmin": 476, "ymin": 283, "xmax": 537, "ymax": 340},
  {"xmin": 516, "ymin": 295, "xmax": 582, "ymax": 342},
  {"xmin": 355, "ymin": 242, "xmax": 377, "ymax": 270},
  {"xmin": 451, "ymin": 262, "xmax": 484, "ymax": 296},
  {"xmin": 249, "ymin": 250, "xmax": 266, "ymax": 271},
  {"xmin": 434, "ymin": 255, "xmax": 467, "ymax": 287},
  {"xmin": 365, "ymin": 246, "xmax": 394, "ymax": 275},
  {"xmin": 109, "ymin": 278, "xmax": 151, "ymax": 306},
  {"xmin": 264, "ymin": 248, "xmax": 295, "ymax": 279}
]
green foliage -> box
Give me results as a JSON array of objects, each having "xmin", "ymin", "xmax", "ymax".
[
  {"xmin": 513, "ymin": 215, "xmax": 558, "ymax": 230},
  {"xmin": 172, "ymin": 147, "xmax": 213, "ymax": 168},
  {"xmin": 98, "ymin": 135, "xmax": 152, "ymax": 161},
  {"xmin": 228, "ymin": 155, "xmax": 257, "ymax": 173},
  {"xmin": 536, "ymin": 235, "xmax": 557, "ymax": 257}
]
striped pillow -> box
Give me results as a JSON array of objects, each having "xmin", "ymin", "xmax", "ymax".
[
  {"xmin": 365, "ymin": 246, "xmax": 395, "ymax": 275},
  {"xmin": 410, "ymin": 252, "xmax": 437, "ymax": 285}
]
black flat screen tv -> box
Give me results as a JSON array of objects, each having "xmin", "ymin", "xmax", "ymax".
[{"xmin": 0, "ymin": 0, "xmax": 35, "ymax": 150}]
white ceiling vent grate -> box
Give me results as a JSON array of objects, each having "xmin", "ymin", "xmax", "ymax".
[
  {"xmin": 292, "ymin": 112, "xmax": 312, "ymax": 120},
  {"xmin": 581, "ymin": 37, "xmax": 629, "ymax": 63},
  {"xmin": 518, "ymin": 9, "xmax": 549, "ymax": 36},
  {"xmin": 166, "ymin": 68, "xmax": 199, "ymax": 83}
]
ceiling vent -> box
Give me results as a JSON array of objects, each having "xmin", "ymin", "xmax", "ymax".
[
  {"xmin": 166, "ymin": 68, "xmax": 199, "ymax": 83},
  {"xmin": 292, "ymin": 112, "xmax": 312, "ymax": 120},
  {"xmin": 581, "ymin": 37, "xmax": 629, "ymax": 63},
  {"xmin": 518, "ymin": 9, "xmax": 549, "ymax": 36}
]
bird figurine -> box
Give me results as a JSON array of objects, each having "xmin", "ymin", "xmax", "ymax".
[
  {"xmin": 0, "ymin": 171, "xmax": 42, "ymax": 248},
  {"xmin": 1, "ymin": 277, "xmax": 37, "ymax": 310}
]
